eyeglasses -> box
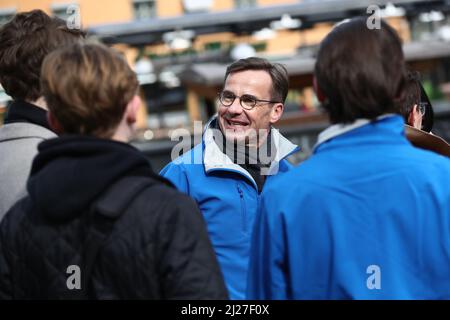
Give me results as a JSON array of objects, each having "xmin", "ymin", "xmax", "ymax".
[
  {"xmin": 218, "ymin": 91, "xmax": 280, "ymax": 110},
  {"xmin": 417, "ymin": 102, "xmax": 427, "ymax": 116}
]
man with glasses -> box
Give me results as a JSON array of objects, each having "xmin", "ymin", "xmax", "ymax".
[
  {"xmin": 161, "ymin": 57, "xmax": 299, "ymax": 299},
  {"xmin": 400, "ymin": 71, "xmax": 427, "ymax": 130},
  {"xmin": 401, "ymin": 70, "xmax": 450, "ymax": 157}
]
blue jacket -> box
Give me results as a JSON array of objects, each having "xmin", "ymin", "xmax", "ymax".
[
  {"xmin": 160, "ymin": 118, "xmax": 299, "ymax": 299},
  {"xmin": 248, "ymin": 115, "xmax": 450, "ymax": 299}
]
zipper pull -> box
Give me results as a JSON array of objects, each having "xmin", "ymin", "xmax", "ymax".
[{"xmin": 237, "ymin": 185, "xmax": 243, "ymax": 197}]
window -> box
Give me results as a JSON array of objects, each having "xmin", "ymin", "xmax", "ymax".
[
  {"xmin": 235, "ymin": 0, "xmax": 257, "ymax": 9},
  {"xmin": 0, "ymin": 8, "xmax": 15, "ymax": 26},
  {"xmin": 133, "ymin": 0, "xmax": 156, "ymax": 20},
  {"xmin": 51, "ymin": 3, "xmax": 78, "ymax": 21},
  {"xmin": 183, "ymin": 0, "xmax": 213, "ymax": 13},
  {"xmin": 410, "ymin": 11, "xmax": 450, "ymax": 42}
]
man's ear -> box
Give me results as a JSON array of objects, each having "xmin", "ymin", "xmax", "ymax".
[
  {"xmin": 269, "ymin": 102, "xmax": 284, "ymax": 125},
  {"xmin": 313, "ymin": 76, "xmax": 327, "ymax": 103},
  {"xmin": 407, "ymin": 108, "xmax": 415, "ymax": 127},
  {"xmin": 408, "ymin": 104, "xmax": 420, "ymax": 127},
  {"xmin": 125, "ymin": 95, "xmax": 141, "ymax": 124},
  {"xmin": 46, "ymin": 111, "xmax": 64, "ymax": 134}
]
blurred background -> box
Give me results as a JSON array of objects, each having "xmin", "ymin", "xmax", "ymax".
[{"xmin": 1, "ymin": 0, "xmax": 449, "ymax": 170}]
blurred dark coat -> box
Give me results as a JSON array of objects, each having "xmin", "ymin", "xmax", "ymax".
[{"xmin": 0, "ymin": 135, "xmax": 228, "ymax": 299}]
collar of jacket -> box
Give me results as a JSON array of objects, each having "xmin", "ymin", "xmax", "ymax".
[
  {"xmin": 313, "ymin": 114, "xmax": 399, "ymax": 152},
  {"xmin": 4, "ymin": 99, "xmax": 53, "ymax": 132},
  {"xmin": 202, "ymin": 115, "xmax": 299, "ymax": 186}
]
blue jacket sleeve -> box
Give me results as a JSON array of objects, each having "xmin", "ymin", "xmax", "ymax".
[
  {"xmin": 160, "ymin": 162, "xmax": 190, "ymax": 195},
  {"xmin": 247, "ymin": 193, "xmax": 288, "ymax": 300}
]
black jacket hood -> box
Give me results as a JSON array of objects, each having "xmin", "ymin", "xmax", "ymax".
[{"xmin": 27, "ymin": 135, "xmax": 155, "ymax": 221}]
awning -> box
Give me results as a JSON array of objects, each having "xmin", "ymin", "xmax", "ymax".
[
  {"xmin": 179, "ymin": 40, "xmax": 450, "ymax": 86},
  {"xmin": 88, "ymin": 0, "xmax": 440, "ymax": 45}
]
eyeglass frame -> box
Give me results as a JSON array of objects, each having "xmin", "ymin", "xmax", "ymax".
[
  {"xmin": 417, "ymin": 102, "xmax": 427, "ymax": 116},
  {"xmin": 217, "ymin": 91, "xmax": 281, "ymax": 110}
]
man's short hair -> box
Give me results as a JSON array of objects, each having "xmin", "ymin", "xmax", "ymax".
[
  {"xmin": 224, "ymin": 57, "xmax": 289, "ymax": 103},
  {"xmin": 399, "ymin": 70, "xmax": 421, "ymax": 123},
  {"xmin": 315, "ymin": 17, "xmax": 407, "ymax": 124},
  {"xmin": 41, "ymin": 42, "xmax": 139, "ymax": 138},
  {"xmin": 0, "ymin": 9, "xmax": 84, "ymax": 102}
]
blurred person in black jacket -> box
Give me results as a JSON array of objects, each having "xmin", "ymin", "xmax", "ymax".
[
  {"xmin": 0, "ymin": 43, "xmax": 228, "ymax": 300},
  {"xmin": 400, "ymin": 70, "xmax": 450, "ymax": 157}
]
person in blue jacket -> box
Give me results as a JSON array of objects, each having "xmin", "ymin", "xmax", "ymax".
[
  {"xmin": 161, "ymin": 57, "xmax": 299, "ymax": 299},
  {"xmin": 247, "ymin": 17, "xmax": 450, "ymax": 300}
]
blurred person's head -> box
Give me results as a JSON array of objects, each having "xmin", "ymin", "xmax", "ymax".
[
  {"xmin": 0, "ymin": 9, "xmax": 84, "ymax": 106},
  {"xmin": 41, "ymin": 43, "xmax": 140, "ymax": 141},
  {"xmin": 218, "ymin": 57, "xmax": 288, "ymax": 147},
  {"xmin": 400, "ymin": 70, "xmax": 424, "ymax": 130},
  {"xmin": 314, "ymin": 17, "xmax": 407, "ymax": 124},
  {"xmin": 419, "ymin": 83, "xmax": 434, "ymax": 133}
]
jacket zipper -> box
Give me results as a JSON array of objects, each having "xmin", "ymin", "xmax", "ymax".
[{"xmin": 237, "ymin": 184, "xmax": 247, "ymax": 233}]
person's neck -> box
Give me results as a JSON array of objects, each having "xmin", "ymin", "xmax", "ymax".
[
  {"xmin": 112, "ymin": 122, "xmax": 135, "ymax": 143},
  {"xmin": 26, "ymin": 97, "xmax": 48, "ymax": 111}
]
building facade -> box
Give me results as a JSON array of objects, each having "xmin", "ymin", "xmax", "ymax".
[{"xmin": 1, "ymin": 0, "xmax": 449, "ymax": 148}]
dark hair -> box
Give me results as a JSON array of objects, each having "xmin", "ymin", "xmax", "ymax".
[
  {"xmin": 224, "ymin": 57, "xmax": 289, "ymax": 103},
  {"xmin": 419, "ymin": 83, "xmax": 434, "ymax": 132},
  {"xmin": 41, "ymin": 43, "xmax": 138, "ymax": 138},
  {"xmin": 0, "ymin": 9, "xmax": 85, "ymax": 101},
  {"xmin": 315, "ymin": 17, "xmax": 407, "ymax": 124},
  {"xmin": 399, "ymin": 70, "xmax": 421, "ymax": 123}
]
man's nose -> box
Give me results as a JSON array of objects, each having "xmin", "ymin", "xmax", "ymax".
[{"xmin": 227, "ymin": 97, "xmax": 244, "ymax": 114}]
